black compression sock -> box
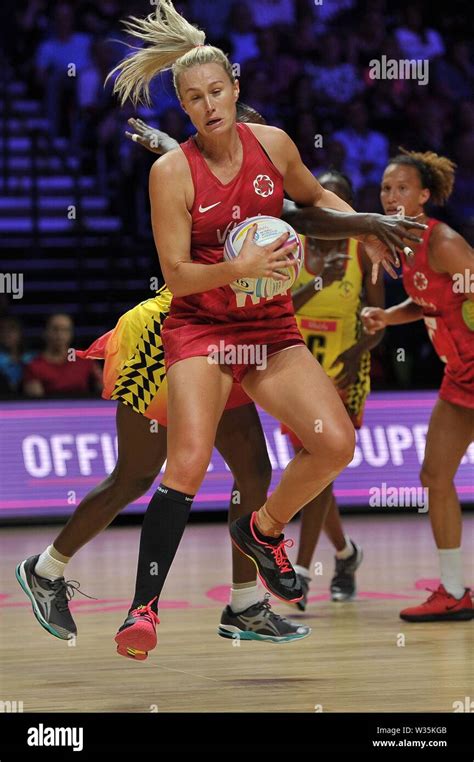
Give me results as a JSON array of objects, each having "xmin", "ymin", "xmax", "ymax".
[{"xmin": 130, "ymin": 484, "xmax": 194, "ymax": 614}]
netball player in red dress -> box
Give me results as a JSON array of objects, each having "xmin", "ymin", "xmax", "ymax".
[
  {"xmin": 15, "ymin": 102, "xmax": 424, "ymax": 657},
  {"xmin": 101, "ymin": 1, "xmax": 410, "ymax": 659},
  {"xmin": 363, "ymin": 149, "xmax": 474, "ymax": 621}
]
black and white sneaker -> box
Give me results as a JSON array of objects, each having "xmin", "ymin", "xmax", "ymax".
[
  {"xmin": 218, "ymin": 593, "xmax": 311, "ymax": 643},
  {"xmin": 330, "ymin": 541, "xmax": 363, "ymax": 601},
  {"xmin": 15, "ymin": 555, "xmax": 92, "ymax": 640},
  {"xmin": 294, "ymin": 573, "xmax": 311, "ymax": 611},
  {"xmin": 230, "ymin": 512, "xmax": 303, "ymax": 603}
]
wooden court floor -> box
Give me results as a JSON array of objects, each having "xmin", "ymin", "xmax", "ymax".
[{"xmin": 1, "ymin": 514, "xmax": 472, "ymax": 713}]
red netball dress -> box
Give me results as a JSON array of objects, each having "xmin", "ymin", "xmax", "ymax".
[
  {"xmin": 160, "ymin": 122, "xmax": 304, "ymax": 384},
  {"xmin": 401, "ymin": 218, "xmax": 474, "ymax": 408}
]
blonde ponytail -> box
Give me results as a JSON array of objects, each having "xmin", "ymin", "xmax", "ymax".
[{"xmin": 107, "ymin": 0, "xmax": 234, "ymax": 106}]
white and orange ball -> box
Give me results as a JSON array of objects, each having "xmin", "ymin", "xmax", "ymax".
[{"xmin": 224, "ymin": 215, "xmax": 304, "ymax": 298}]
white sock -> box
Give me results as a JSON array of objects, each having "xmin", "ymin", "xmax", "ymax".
[
  {"xmin": 294, "ymin": 564, "xmax": 311, "ymax": 580},
  {"xmin": 230, "ymin": 583, "xmax": 260, "ymax": 613},
  {"xmin": 34, "ymin": 545, "xmax": 70, "ymax": 581},
  {"xmin": 439, "ymin": 548, "xmax": 464, "ymax": 599},
  {"xmin": 335, "ymin": 535, "xmax": 354, "ymax": 560}
]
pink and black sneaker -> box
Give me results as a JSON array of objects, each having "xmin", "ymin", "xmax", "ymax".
[
  {"xmin": 230, "ymin": 512, "xmax": 302, "ymax": 604},
  {"xmin": 115, "ymin": 597, "xmax": 159, "ymax": 660}
]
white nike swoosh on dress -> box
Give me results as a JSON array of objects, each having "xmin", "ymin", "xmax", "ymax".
[{"xmin": 198, "ymin": 202, "xmax": 221, "ymax": 213}]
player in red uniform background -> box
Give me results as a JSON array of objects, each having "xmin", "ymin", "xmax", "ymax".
[{"xmin": 363, "ymin": 149, "xmax": 474, "ymax": 622}]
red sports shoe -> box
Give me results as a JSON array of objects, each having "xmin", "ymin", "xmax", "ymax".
[
  {"xmin": 400, "ymin": 585, "xmax": 473, "ymax": 622},
  {"xmin": 115, "ymin": 597, "xmax": 159, "ymax": 660}
]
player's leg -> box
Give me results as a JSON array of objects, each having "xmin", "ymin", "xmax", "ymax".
[
  {"xmin": 16, "ymin": 402, "xmax": 167, "ymax": 640},
  {"xmin": 230, "ymin": 345, "xmax": 355, "ymax": 603},
  {"xmin": 400, "ymin": 398, "xmax": 474, "ymax": 621},
  {"xmin": 291, "ymin": 474, "xmax": 362, "ymax": 608},
  {"xmin": 323, "ymin": 492, "xmax": 363, "ymax": 602},
  {"xmin": 281, "ymin": 424, "xmax": 362, "ymax": 609},
  {"xmin": 215, "ymin": 404, "xmax": 271, "ymax": 589},
  {"xmin": 215, "ymin": 404, "xmax": 311, "ymax": 642},
  {"xmin": 292, "ymin": 480, "xmax": 334, "ymax": 610},
  {"xmin": 115, "ymin": 357, "xmax": 234, "ymax": 659},
  {"xmin": 55, "ymin": 403, "xmax": 167, "ymax": 556}
]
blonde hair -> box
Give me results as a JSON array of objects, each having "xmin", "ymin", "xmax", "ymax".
[
  {"xmin": 107, "ymin": 0, "xmax": 235, "ymax": 106},
  {"xmin": 391, "ymin": 147, "xmax": 456, "ymax": 206}
]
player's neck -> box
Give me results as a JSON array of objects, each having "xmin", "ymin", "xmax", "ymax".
[{"xmin": 195, "ymin": 126, "xmax": 241, "ymax": 164}]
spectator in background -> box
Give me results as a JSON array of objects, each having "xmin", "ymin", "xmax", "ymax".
[
  {"xmin": 244, "ymin": 28, "xmax": 299, "ymax": 102},
  {"xmin": 434, "ymin": 42, "xmax": 474, "ymax": 103},
  {"xmin": 35, "ymin": 2, "xmax": 92, "ymax": 137},
  {"xmin": 24, "ymin": 314, "xmax": 102, "ymax": 398},
  {"xmin": 456, "ymin": 100, "xmax": 474, "ymax": 135},
  {"xmin": 240, "ymin": 69, "xmax": 279, "ymax": 124},
  {"xmin": 394, "ymin": 5, "xmax": 445, "ymax": 61},
  {"xmin": 333, "ymin": 99, "xmax": 388, "ymax": 191},
  {"xmin": 9, "ymin": 0, "xmax": 49, "ymax": 96},
  {"xmin": 0, "ymin": 317, "xmax": 34, "ymax": 395},
  {"xmin": 80, "ymin": 0, "xmax": 122, "ymax": 37},
  {"xmin": 290, "ymin": 6, "xmax": 317, "ymax": 56},
  {"xmin": 188, "ymin": 0, "xmax": 232, "ymax": 39},
  {"xmin": 347, "ymin": 8, "xmax": 387, "ymax": 66},
  {"xmin": 292, "ymin": 111, "xmax": 320, "ymax": 172},
  {"xmin": 365, "ymin": 37, "xmax": 410, "ymax": 135},
  {"xmin": 309, "ymin": 138, "xmax": 348, "ymax": 180},
  {"xmin": 302, "ymin": 0, "xmax": 356, "ymax": 37},
  {"xmin": 305, "ymin": 32, "xmax": 364, "ymax": 116},
  {"xmin": 253, "ymin": 0, "xmax": 296, "ymax": 29},
  {"xmin": 292, "ymin": 74, "xmax": 317, "ymax": 115},
  {"xmin": 397, "ymin": 88, "xmax": 452, "ymax": 154},
  {"xmin": 227, "ymin": 2, "xmax": 259, "ymax": 66},
  {"xmin": 77, "ymin": 38, "xmax": 117, "ymax": 169},
  {"xmin": 448, "ymin": 132, "xmax": 474, "ymax": 245},
  {"xmin": 78, "ymin": 39, "xmax": 117, "ymax": 114}
]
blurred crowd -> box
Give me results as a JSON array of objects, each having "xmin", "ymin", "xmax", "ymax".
[
  {"xmin": 0, "ymin": 0, "xmax": 471, "ymax": 398},
  {"xmin": 4, "ymin": 0, "xmax": 473, "ymax": 238}
]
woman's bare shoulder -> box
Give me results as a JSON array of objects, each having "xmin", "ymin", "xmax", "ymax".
[
  {"xmin": 246, "ymin": 122, "xmax": 289, "ymax": 146},
  {"xmin": 150, "ymin": 147, "xmax": 190, "ymax": 179}
]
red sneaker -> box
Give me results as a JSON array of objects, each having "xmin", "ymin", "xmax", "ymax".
[
  {"xmin": 115, "ymin": 597, "xmax": 159, "ymax": 660},
  {"xmin": 400, "ymin": 585, "xmax": 473, "ymax": 622}
]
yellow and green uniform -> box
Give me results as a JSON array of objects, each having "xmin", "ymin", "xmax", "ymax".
[{"xmin": 294, "ymin": 237, "xmax": 370, "ymax": 428}]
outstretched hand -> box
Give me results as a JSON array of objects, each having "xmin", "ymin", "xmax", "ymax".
[
  {"xmin": 361, "ymin": 215, "xmax": 427, "ymax": 283},
  {"xmin": 125, "ymin": 118, "xmax": 179, "ymax": 155}
]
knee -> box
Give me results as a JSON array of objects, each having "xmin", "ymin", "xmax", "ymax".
[
  {"xmin": 165, "ymin": 447, "xmax": 213, "ymax": 491},
  {"xmin": 420, "ymin": 463, "xmax": 446, "ymax": 492},
  {"xmin": 316, "ymin": 423, "xmax": 355, "ymax": 473},
  {"xmin": 329, "ymin": 425, "xmax": 356, "ymax": 470},
  {"xmin": 110, "ymin": 470, "xmax": 157, "ymax": 501}
]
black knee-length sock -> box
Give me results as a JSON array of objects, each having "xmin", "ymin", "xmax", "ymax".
[{"xmin": 130, "ymin": 483, "xmax": 194, "ymax": 614}]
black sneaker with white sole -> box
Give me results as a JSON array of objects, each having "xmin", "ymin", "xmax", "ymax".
[
  {"xmin": 218, "ymin": 593, "xmax": 311, "ymax": 642},
  {"xmin": 230, "ymin": 512, "xmax": 303, "ymax": 603},
  {"xmin": 330, "ymin": 541, "xmax": 363, "ymax": 601},
  {"xmin": 15, "ymin": 555, "xmax": 93, "ymax": 640}
]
